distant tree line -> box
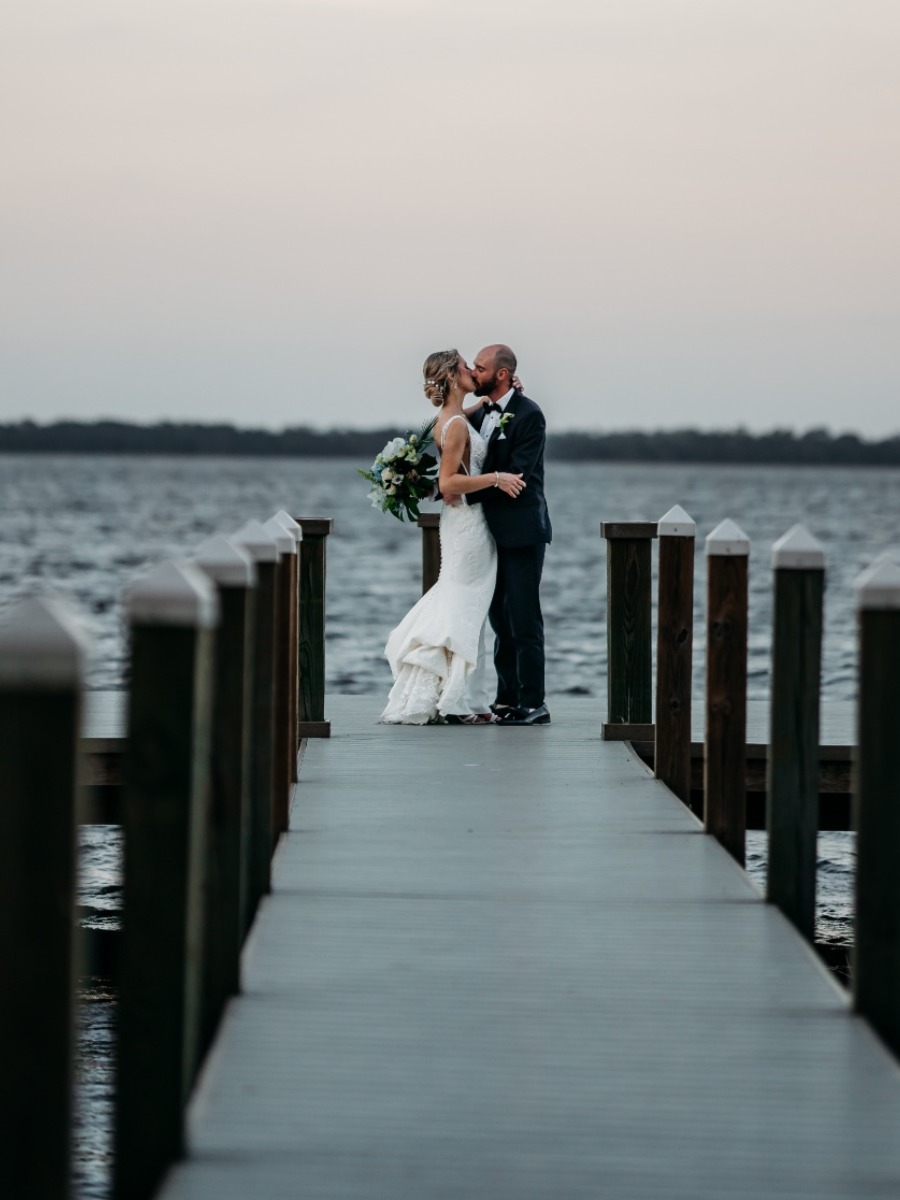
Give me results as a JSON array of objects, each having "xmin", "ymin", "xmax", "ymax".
[{"xmin": 1, "ymin": 419, "xmax": 900, "ymax": 465}]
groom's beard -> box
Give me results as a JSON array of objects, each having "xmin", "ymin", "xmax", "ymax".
[{"xmin": 474, "ymin": 374, "xmax": 499, "ymax": 397}]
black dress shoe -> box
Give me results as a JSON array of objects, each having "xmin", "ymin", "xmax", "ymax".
[
  {"xmin": 498, "ymin": 704, "xmax": 551, "ymax": 726},
  {"xmin": 491, "ymin": 703, "xmax": 516, "ymax": 716}
]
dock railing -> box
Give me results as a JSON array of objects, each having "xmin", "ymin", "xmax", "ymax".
[
  {"xmin": 5, "ymin": 506, "xmax": 900, "ymax": 1194},
  {"xmin": 602, "ymin": 508, "xmax": 900, "ymax": 1057},
  {"xmin": 0, "ymin": 511, "xmax": 333, "ymax": 1200}
]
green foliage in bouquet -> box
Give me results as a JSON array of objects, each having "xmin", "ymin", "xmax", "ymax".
[{"xmin": 358, "ymin": 417, "xmax": 439, "ymax": 522}]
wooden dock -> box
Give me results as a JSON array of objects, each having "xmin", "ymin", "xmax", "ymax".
[
  {"xmin": 153, "ymin": 696, "xmax": 900, "ymax": 1199},
  {"xmin": 79, "ymin": 692, "xmax": 857, "ymax": 829}
]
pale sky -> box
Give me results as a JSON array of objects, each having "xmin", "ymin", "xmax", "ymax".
[{"xmin": 2, "ymin": 0, "xmax": 899, "ymax": 435}]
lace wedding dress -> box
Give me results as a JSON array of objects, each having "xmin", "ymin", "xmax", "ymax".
[{"xmin": 380, "ymin": 416, "xmax": 497, "ymax": 724}]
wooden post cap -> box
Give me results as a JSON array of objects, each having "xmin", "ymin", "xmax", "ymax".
[
  {"xmin": 272, "ymin": 510, "xmax": 303, "ymax": 542},
  {"xmin": 263, "ymin": 517, "xmax": 297, "ymax": 556},
  {"xmin": 705, "ymin": 519, "xmax": 750, "ymax": 557},
  {"xmin": 232, "ymin": 519, "xmax": 280, "ymax": 563},
  {"xmin": 294, "ymin": 518, "xmax": 334, "ymax": 537},
  {"xmin": 125, "ymin": 560, "xmax": 219, "ymax": 628},
  {"xmin": 771, "ymin": 524, "xmax": 825, "ymax": 571},
  {"xmin": 600, "ymin": 521, "xmax": 658, "ymax": 539},
  {"xmin": 657, "ymin": 505, "xmax": 696, "ymax": 537},
  {"xmin": 0, "ymin": 595, "xmax": 88, "ymax": 689},
  {"xmin": 417, "ymin": 514, "xmax": 441, "ymax": 529},
  {"xmin": 195, "ymin": 535, "xmax": 256, "ymax": 587},
  {"xmin": 855, "ymin": 560, "xmax": 900, "ymax": 611}
]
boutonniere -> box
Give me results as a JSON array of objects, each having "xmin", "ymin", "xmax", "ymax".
[{"xmin": 498, "ymin": 412, "xmax": 514, "ymax": 433}]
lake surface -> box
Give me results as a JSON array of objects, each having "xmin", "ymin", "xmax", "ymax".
[
  {"xmin": 3, "ymin": 453, "xmax": 898, "ymax": 1198},
  {"xmin": 2, "ymin": 454, "xmax": 898, "ymax": 698}
]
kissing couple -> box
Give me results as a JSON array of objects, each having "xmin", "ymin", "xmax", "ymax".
[{"xmin": 380, "ymin": 344, "xmax": 552, "ymax": 727}]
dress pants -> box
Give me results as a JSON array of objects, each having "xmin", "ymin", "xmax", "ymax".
[{"xmin": 489, "ymin": 542, "xmax": 546, "ymax": 709}]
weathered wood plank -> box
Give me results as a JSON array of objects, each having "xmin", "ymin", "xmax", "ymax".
[
  {"xmin": 297, "ymin": 518, "xmax": 333, "ymax": 735},
  {"xmin": 766, "ymin": 528, "xmax": 825, "ymax": 942},
  {"xmin": 417, "ymin": 512, "xmax": 441, "ymax": 594},
  {"xmin": 655, "ymin": 507, "xmax": 695, "ymax": 802},
  {"xmin": 704, "ymin": 522, "xmax": 749, "ymax": 862},
  {"xmin": 605, "ymin": 535, "xmax": 652, "ymax": 728}
]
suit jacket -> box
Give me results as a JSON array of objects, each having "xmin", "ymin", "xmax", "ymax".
[{"xmin": 468, "ymin": 390, "xmax": 552, "ymax": 548}]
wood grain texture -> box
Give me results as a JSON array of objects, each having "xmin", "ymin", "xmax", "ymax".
[
  {"xmin": 299, "ymin": 535, "xmax": 327, "ymax": 728},
  {"xmin": 704, "ymin": 555, "xmax": 748, "ymax": 864},
  {"xmin": 655, "ymin": 533, "xmax": 694, "ymax": 801},
  {"xmin": 201, "ymin": 584, "xmax": 253, "ymax": 1060},
  {"xmin": 605, "ymin": 537, "xmax": 652, "ymax": 726},
  {"xmin": 853, "ymin": 608, "xmax": 900, "ymax": 1056},
  {"xmin": 248, "ymin": 562, "xmax": 277, "ymax": 924},
  {"xmin": 115, "ymin": 625, "xmax": 214, "ymax": 1200},
  {"xmin": 766, "ymin": 568, "xmax": 824, "ymax": 941},
  {"xmin": 599, "ymin": 521, "xmax": 658, "ymax": 540},
  {"xmin": 272, "ymin": 556, "xmax": 291, "ymax": 841},
  {"xmin": 288, "ymin": 554, "xmax": 299, "ymax": 768},
  {"xmin": 417, "ymin": 514, "xmax": 441, "ymax": 594}
]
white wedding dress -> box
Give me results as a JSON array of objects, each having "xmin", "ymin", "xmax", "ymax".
[{"xmin": 380, "ymin": 416, "xmax": 497, "ymax": 724}]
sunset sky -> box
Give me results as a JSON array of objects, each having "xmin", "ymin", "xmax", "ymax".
[{"xmin": 2, "ymin": 0, "xmax": 898, "ymax": 434}]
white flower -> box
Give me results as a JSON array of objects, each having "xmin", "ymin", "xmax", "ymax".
[
  {"xmin": 382, "ymin": 468, "xmax": 394, "ymax": 482},
  {"xmin": 368, "ymin": 489, "xmax": 383, "ymax": 509},
  {"xmin": 409, "ymin": 434, "xmax": 418, "ymax": 444},
  {"xmin": 386, "ymin": 484, "xmax": 397, "ymax": 495}
]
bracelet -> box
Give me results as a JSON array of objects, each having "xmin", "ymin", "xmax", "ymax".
[{"xmin": 494, "ymin": 472, "xmax": 500, "ymax": 487}]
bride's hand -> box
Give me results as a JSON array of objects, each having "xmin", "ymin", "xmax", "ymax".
[
  {"xmin": 512, "ymin": 375, "xmax": 523, "ymax": 390},
  {"xmin": 497, "ymin": 472, "xmax": 525, "ymax": 498}
]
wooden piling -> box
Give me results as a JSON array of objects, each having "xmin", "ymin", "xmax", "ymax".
[
  {"xmin": 296, "ymin": 517, "xmax": 334, "ymax": 738},
  {"xmin": 0, "ymin": 598, "xmax": 86, "ymax": 1200},
  {"xmin": 600, "ymin": 521, "xmax": 656, "ymax": 739},
  {"xmin": 417, "ymin": 512, "xmax": 441, "ymax": 594},
  {"xmin": 264, "ymin": 517, "xmax": 296, "ymax": 840},
  {"xmin": 853, "ymin": 559, "xmax": 900, "ymax": 1056},
  {"xmin": 114, "ymin": 561, "xmax": 218, "ymax": 1200},
  {"xmin": 274, "ymin": 510, "xmax": 303, "ymax": 766},
  {"xmin": 654, "ymin": 506, "xmax": 695, "ymax": 802},
  {"xmin": 766, "ymin": 525, "xmax": 825, "ymax": 941},
  {"xmin": 233, "ymin": 521, "xmax": 280, "ymax": 924},
  {"xmin": 194, "ymin": 535, "xmax": 256, "ymax": 1058},
  {"xmin": 704, "ymin": 519, "xmax": 749, "ymax": 865}
]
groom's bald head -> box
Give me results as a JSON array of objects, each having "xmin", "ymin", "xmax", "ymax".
[
  {"xmin": 473, "ymin": 344, "xmax": 517, "ymax": 399},
  {"xmin": 482, "ymin": 344, "xmax": 517, "ymax": 376}
]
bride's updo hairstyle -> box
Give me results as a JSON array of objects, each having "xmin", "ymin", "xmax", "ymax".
[{"xmin": 423, "ymin": 349, "xmax": 459, "ymax": 407}]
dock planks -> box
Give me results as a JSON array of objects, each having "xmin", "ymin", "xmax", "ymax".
[{"xmin": 157, "ymin": 697, "xmax": 900, "ymax": 1199}]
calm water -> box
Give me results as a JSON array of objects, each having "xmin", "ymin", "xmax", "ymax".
[{"xmin": 3, "ymin": 454, "xmax": 899, "ymax": 1197}]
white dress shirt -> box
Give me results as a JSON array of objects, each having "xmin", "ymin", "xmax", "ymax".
[{"xmin": 479, "ymin": 387, "xmax": 515, "ymax": 441}]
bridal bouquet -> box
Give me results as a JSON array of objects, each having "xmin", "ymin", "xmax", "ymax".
[{"xmin": 359, "ymin": 418, "xmax": 438, "ymax": 522}]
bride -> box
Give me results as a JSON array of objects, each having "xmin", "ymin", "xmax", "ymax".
[{"xmin": 379, "ymin": 349, "xmax": 525, "ymax": 725}]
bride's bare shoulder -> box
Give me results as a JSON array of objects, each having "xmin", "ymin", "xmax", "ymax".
[{"xmin": 437, "ymin": 414, "xmax": 471, "ymax": 446}]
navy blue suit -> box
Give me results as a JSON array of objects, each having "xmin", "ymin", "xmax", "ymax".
[{"xmin": 468, "ymin": 391, "xmax": 551, "ymax": 708}]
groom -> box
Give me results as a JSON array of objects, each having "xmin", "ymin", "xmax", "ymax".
[{"xmin": 468, "ymin": 344, "xmax": 552, "ymax": 726}]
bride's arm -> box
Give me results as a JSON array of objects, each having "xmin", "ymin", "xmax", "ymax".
[{"xmin": 439, "ymin": 422, "xmax": 525, "ymax": 498}]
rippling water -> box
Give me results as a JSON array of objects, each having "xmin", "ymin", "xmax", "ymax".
[{"xmin": 3, "ymin": 454, "xmax": 898, "ymax": 1197}]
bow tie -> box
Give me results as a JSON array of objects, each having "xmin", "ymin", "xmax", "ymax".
[{"xmin": 484, "ymin": 402, "xmax": 502, "ymax": 414}]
